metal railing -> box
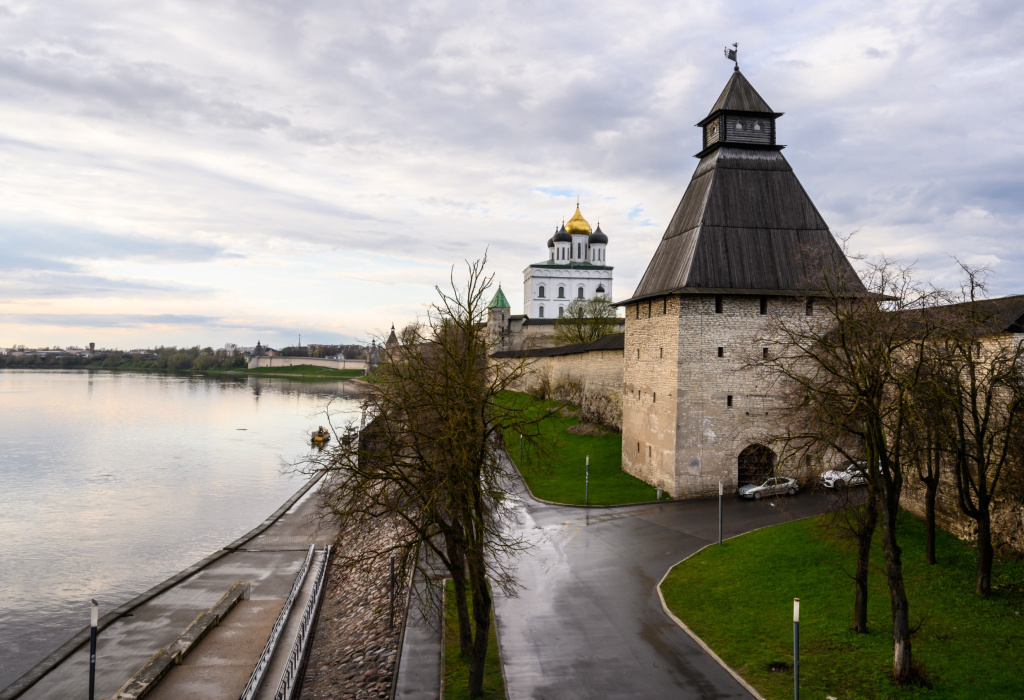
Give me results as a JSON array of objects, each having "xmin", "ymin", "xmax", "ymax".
[
  {"xmin": 274, "ymin": 545, "xmax": 332, "ymax": 700},
  {"xmin": 238, "ymin": 545, "xmax": 315, "ymax": 700}
]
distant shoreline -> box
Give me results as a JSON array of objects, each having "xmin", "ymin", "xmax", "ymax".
[{"xmin": 0, "ymin": 364, "xmax": 368, "ymax": 383}]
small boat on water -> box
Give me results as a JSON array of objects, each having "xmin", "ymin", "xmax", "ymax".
[{"xmin": 311, "ymin": 426, "xmax": 331, "ymax": 445}]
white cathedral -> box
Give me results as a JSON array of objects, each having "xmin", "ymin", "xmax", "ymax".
[{"xmin": 522, "ymin": 204, "xmax": 613, "ymax": 318}]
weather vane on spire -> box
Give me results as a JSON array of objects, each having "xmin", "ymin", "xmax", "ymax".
[{"xmin": 724, "ymin": 42, "xmax": 739, "ymax": 71}]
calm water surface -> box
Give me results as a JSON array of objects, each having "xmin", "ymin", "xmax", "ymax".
[{"xmin": 0, "ymin": 370, "xmax": 360, "ymax": 689}]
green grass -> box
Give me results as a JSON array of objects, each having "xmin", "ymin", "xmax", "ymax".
[
  {"xmin": 235, "ymin": 365, "xmax": 364, "ymax": 379},
  {"xmin": 661, "ymin": 510, "xmax": 1024, "ymax": 699},
  {"xmin": 443, "ymin": 580, "xmax": 505, "ymax": 699},
  {"xmin": 496, "ymin": 391, "xmax": 660, "ymax": 506}
]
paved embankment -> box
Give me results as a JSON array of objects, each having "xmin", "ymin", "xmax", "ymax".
[{"xmin": 2, "ymin": 473, "xmax": 332, "ymax": 700}]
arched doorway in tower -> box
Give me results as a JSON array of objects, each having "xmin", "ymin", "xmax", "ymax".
[{"xmin": 738, "ymin": 444, "xmax": 775, "ymax": 485}]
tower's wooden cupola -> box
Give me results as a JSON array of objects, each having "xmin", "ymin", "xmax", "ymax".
[{"xmin": 696, "ymin": 70, "xmax": 784, "ymax": 156}]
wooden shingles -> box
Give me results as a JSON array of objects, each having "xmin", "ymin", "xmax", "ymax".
[{"xmin": 629, "ymin": 148, "xmax": 866, "ymax": 301}]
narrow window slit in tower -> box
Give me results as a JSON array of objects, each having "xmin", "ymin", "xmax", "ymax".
[
  {"xmin": 715, "ymin": 295, "xmax": 723, "ymax": 313},
  {"xmin": 717, "ymin": 347, "xmax": 724, "ymax": 358},
  {"xmin": 727, "ymin": 395, "xmax": 733, "ymax": 407}
]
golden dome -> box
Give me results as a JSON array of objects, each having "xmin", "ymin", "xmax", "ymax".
[{"xmin": 565, "ymin": 204, "xmax": 592, "ymax": 236}]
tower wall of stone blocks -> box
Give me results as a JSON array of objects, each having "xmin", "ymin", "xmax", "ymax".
[{"xmin": 623, "ymin": 294, "xmax": 812, "ymax": 498}]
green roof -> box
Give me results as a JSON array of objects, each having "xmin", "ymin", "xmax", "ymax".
[{"xmin": 488, "ymin": 286, "xmax": 511, "ymax": 309}]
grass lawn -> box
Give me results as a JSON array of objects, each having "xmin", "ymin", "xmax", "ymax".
[
  {"xmin": 661, "ymin": 509, "xmax": 1024, "ymax": 699},
  {"xmin": 496, "ymin": 390, "xmax": 660, "ymax": 506},
  {"xmin": 443, "ymin": 580, "xmax": 505, "ymax": 700},
  {"xmin": 233, "ymin": 366, "xmax": 364, "ymax": 379}
]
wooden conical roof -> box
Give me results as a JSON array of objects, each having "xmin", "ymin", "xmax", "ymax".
[{"xmin": 625, "ymin": 75, "xmax": 866, "ymax": 302}]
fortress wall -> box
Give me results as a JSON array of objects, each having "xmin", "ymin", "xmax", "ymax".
[
  {"xmin": 621, "ymin": 296, "xmax": 681, "ymax": 493},
  {"xmin": 248, "ymin": 356, "xmax": 368, "ymax": 371}
]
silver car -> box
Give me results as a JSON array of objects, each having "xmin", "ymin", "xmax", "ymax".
[
  {"xmin": 739, "ymin": 476, "xmax": 799, "ymax": 499},
  {"xmin": 819, "ymin": 462, "xmax": 868, "ymax": 489}
]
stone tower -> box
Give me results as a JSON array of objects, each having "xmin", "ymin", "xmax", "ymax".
[
  {"xmin": 618, "ymin": 69, "xmax": 866, "ymax": 498},
  {"xmin": 487, "ymin": 286, "xmax": 512, "ymax": 350}
]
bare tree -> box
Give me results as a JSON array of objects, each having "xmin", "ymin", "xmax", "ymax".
[
  {"xmin": 765, "ymin": 257, "xmax": 939, "ymax": 683},
  {"xmin": 308, "ymin": 257, "xmax": 545, "ymax": 697},
  {"xmin": 931, "ymin": 264, "xmax": 1024, "ymax": 594},
  {"xmin": 553, "ymin": 296, "xmax": 619, "ymax": 345}
]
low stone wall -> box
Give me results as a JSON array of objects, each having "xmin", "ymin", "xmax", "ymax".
[
  {"xmin": 902, "ymin": 473, "xmax": 1024, "ymax": 554},
  {"xmin": 493, "ymin": 335, "xmax": 624, "ymax": 430},
  {"xmin": 248, "ymin": 356, "xmax": 367, "ymax": 372}
]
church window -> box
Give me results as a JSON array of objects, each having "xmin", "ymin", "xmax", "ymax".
[
  {"xmin": 577, "ymin": 243, "xmax": 582, "ymax": 258},
  {"xmin": 539, "ymin": 285, "xmax": 545, "ymax": 298},
  {"xmin": 760, "ymin": 296, "xmax": 768, "ymax": 315},
  {"xmin": 806, "ymin": 298, "xmax": 814, "ymax": 316},
  {"xmin": 754, "ymin": 121, "xmax": 762, "ymax": 131},
  {"xmin": 558, "ymin": 286, "xmax": 565, "ymax": 298},
  {"xmin": 558, "ymin": 306, "xmax": 564, "ymax": 317},
  {"xmin": 715, "ymin": 295, "xmax": 723, "ymax": 313},
  {"xmin": 538, "ymin": 305, "xmax": 544, "ymax": 318},
  {"xmin": 718, "ymin": 347, "xmax": 724, "ymax": 357},
  {"xmin": 577, "ymin": 286, "xmax": 584, "ymax": 299},
  {"xmin": 727, "ymin": 395, "xmax": 733, "ymax": 407}
]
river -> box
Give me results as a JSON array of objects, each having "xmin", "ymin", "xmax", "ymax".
[{"xmin": 0, "ymin": 369, "xmax": 361, "ymax": 690}]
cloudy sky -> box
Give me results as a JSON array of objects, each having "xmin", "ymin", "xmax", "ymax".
[{"xmin": 1, "ymin": 0, "xmax": 1022, "ymax": 349}]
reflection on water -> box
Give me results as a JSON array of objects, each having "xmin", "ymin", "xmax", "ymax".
[{"xmin": 0, "ymin": 370, "xmax": 360, "ymax": 689}]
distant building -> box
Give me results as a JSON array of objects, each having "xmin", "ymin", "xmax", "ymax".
[{"xmin": 523, "ymin": 204, "xmax": 613, "ymax": 319}]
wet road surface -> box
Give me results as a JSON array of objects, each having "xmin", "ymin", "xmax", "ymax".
[{"xmin": 493, "ymin": 468, "xmax": 834, "ymax": 699}]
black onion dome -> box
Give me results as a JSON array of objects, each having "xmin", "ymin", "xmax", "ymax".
[
  {"xmin": 553, "ymin": 224, "xmax": 572, "ymax": 243},
  {"xmin": 589, "ymin": 224, "xmax": 608, "ymax": 245},
  {"xmin": 547, "ymin": 235, "xmax": 554, "ymax": 248}
]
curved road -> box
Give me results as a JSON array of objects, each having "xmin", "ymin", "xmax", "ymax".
[{"xmin": 491, "ymin": 467, "xmax": 835, "ymax": 699}]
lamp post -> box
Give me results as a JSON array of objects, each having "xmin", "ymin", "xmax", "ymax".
[
  {"xmin": 793, "ymin": 598, "xmax": 800, "ymax": 700},
  {"xmin": 89, "ymin": 599, "xmax": 99, "ymax": 700},
  {"xmin": 519, "ymin": 433, "xmax": 523, "ymax": 467},
  {"xmin": 585, "ymin": 455, "xmax": 589, "ymax": 506},
  {"xmin": 718, "ymin": 481, "xmax": 723, "ymax": 545},
  {"xmin": 389, "ymin": 556, "xmax": 395, "ymax": 629}
]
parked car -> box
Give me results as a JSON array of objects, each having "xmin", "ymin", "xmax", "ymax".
[
  {"xmin": 819, "ymin": 462, "xmax": 868, "ymax": 489},
  {"xmin": 739, "ymin": 476, "xmax": 799, "ymax": 499}
]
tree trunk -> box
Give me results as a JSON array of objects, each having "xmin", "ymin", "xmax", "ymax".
[
  {"xmin": 880, "ymin": 497, "xmax": 913, "ymax": 683},
  {"xmin": 924, "ymin": 479, "xmax": 938, "ymax": 565},
  {"xmin": 446, "ymin": 538, "xmax": 473, "ymax": 656},
  {"xmin": 466, "ymin": 548, "xmax": 492, "ymax": 697},
  {"xmin": 853, "ymin": 496, "xmax": 878, "ymax": 633},
  {"xmin": 976, "ymin": 508, "xmax": 993, "ymax": 595}
]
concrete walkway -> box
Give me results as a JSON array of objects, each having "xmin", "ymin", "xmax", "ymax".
[{"xmin": 5, "ymin": 476, "xmax": 332, "ymax": 700}]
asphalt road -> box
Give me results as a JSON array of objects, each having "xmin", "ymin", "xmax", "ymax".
[{"xmin": 492, "ymin": 470, "xmax": 836, "ymax": 699}]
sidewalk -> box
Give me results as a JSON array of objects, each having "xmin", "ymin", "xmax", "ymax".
[{"xmin": 4, "ymin": 475, "xmax": 331, "ymax": 700}]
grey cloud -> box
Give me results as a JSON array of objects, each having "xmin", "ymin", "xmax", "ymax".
[
  {"xmin": 0, "ymin": 271, "xmax": 215, "ymax": 300},
  {"xmin": 0, "ymin": 225, "xmax": 237, "ymax": 265}
]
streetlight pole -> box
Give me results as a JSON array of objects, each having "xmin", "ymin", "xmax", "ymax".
[
  {"xmin": 718, "ymin": 481, "xmax": 723, "ymax": 545},
  {"xmin": 519, "ymin": 433, "xmax": 523, "ymax": 467},
  {"xmin": 585, "ymin": 455, "xmax": 589, "ymax": 506},
  {"xmin": 793, "ymin": 598, "xmax": 800, "ymax": 700},
  {"xmin": 89, "ymin": 599, "xmax": 99, "ymax": 700}
]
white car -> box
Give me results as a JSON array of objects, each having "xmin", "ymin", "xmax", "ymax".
[
  {"xmin": 739, "ymin": 476, "xmax": 799, "ymax": 499},
  {"xmin": 819, "ymin": 462, "xmax": 868, "ymax": 489}
]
